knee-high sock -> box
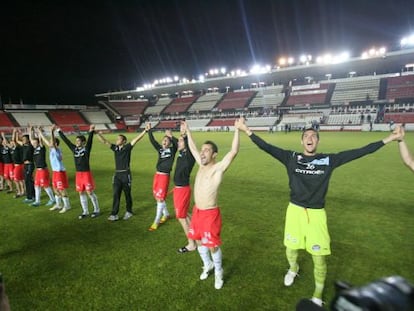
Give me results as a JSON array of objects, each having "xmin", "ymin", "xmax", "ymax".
[
  {"xmin": 88, "ymin": 192, "xmax": 100, "ymax": 213},
  {"xmin": 197, "ymin": 245, "xmax": 212, "ymax": 268},
  {"xmin": 312, "ymin": 255, "xmax": 327, "ymax": 299},
  {"xmin": 211, "ymin": 247, "xmax": 223, "ymax": 273},
  {"xmin": 162, "ymin": 201, "xmax": 169, "ymax": 217},
  {"xmin": 44, "ymin": 187, "xmax": 55, "ymax": 201},
  {"xmin": 34, "ymin": 186, "xmax": 41, "ymax": 203},
  {"xmin": 62, "ymin": 196, "xmax": 71, "ymax": 209},
  {"xmin": 286, "ymin": 248, "xmax": 299, "ymax": 272},
  {"xmin": 80, "ymin": 193, "xmax": 88, "ymax": 214},
  {"xmin": 55, "ymin": 195, "xmax": 62, "ymax": 208},
  {"xmin": 154, "ymin": 202, "xmax": 163, "ymax": 224}
]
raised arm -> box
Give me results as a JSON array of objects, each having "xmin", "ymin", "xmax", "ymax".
[
  {"xmin": 396, "ymin": 126, "xmax": 414, "ymax": 172},
  {"xmin": 147, "ymin": 123, "xmax": 161, "ymax": 150},
  {"xmin": 96, "ymin": 132, "xmax": 111, "ymax": 147},
  {"xmin": 216, "ymin": 119, "xmax": 240, "ymax": 172},
  {"xmin": 1, "ymin": 132, "xmax": 9, "ymax": 147},
  {"xmin": 36, "ymin": 127, "xmax": 52, "ymax": 147},
  {"xmin": 35, "ymin": 127, "xmax": 45, "ymax": 147},
  {"xmin": 181, "ymin": 121, "xmax": 201, "ymax": 165},
  {"xmin": 130, "ymin": 127, "xmax": 148, "ymax": 146},
  {"xmin": 28, "ymin": 125, "xmax": 35, "ymax": 143},
  {"xmin": 50, "ymin": 124, "xmax": 58, "ymax": 147},
  {"xmin": 13, "ymin": 128, "xmax": 23, "ymax": 145},
  {"xmin": 57, "ymin": 128, "xmax": 75, "ymax": 150}
]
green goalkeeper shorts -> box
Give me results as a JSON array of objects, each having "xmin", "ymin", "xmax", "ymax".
[{"xmin": 284, "ymin": 202, "xmax": 331, "ymax": 255}]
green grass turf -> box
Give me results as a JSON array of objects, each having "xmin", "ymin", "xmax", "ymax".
[{"xmin": 1, "ymin": 130, "xmax": 413, "ymax": 310}]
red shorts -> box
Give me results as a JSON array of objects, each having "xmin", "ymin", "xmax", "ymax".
[
  {"xmin": 0, "ymin": 162, "xmax": 3, "ymax": 176},
  {"xmin": 13, "ymin": 164, "xmax": 24, "ymax": 181},
  {"xmin": 52, "ymin": 171, "xmax": 69, "ymax": 190},
  {"xmin": 173, "ymin": 186, "xmax": 191, "ymax": 218},
  {"xmin": 75, "ymin": 171, "xmax": 95, "ymax": 192},
  {"xmin": 188, "ymin": 206, "xmax": 222, "ymax": 247},
  {"xmin": 34, "ymin": 168, "xmax": 50, "ymax": 187},
  {"xmin": 3, "ymin": 163, "xmax": 14, "ymax": 180},
  {"xmin": 152, "ymin": 172, "xmax": 170, "ymax": 201}
]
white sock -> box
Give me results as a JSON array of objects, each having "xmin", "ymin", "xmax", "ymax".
[
  {"xmin": 35, "ymin": 186, "xmax": 41, "ymax": 203},
  {"xmin": 211, "ymin": 247, "xmax": 223, "ymax": 274},
  {"xmin": 45, "ymin": 187, "xmax": 55, "ymax": 201},
  {"xmin": 154, "ymin": 202, "xmax": 163, "ymax": 224},
  {"xmin": 79, "ymin": 193, "xmax": 88, "ymax": 214},
  {"xmin": 162, "ymin": 201, "xmax": 169, "ymax": 217},
  {"xmin": 55, "ymin": 195, "xmax": 62, "ymax": 208},
  {"xmin": 88, "ymin": 192, "xmax": 100, "ymax": 213},
  {"xmin": 197, "ymin": 245, "xmax": 212, "ymax": 268},
  {"xmin": 62, "ymin": 196, "xmax": 71, "ymax": 209}
]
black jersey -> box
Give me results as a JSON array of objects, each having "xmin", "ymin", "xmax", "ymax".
[
  {"xmin": 250, "ymin": 133, "xmax": 385, "ymax": 209},
  {"xmin": 1, "ymin": 145, "xmax": 12, "ymax": 164},
  {"xmin": 22, "ymin": 143, "xmax": 34, "ymax": 162},
  {"xmin": 173, "ymin": 137, "xmax": 195, "ymax": 186},
  {"xmin": 148, "ymin": 130, "xmax": 178, "ymax": 174},
  {"xmin": 58, "ymin": 130, "xmax": 94, "ymax": 172},
  {"xmin": 33, "ymin": 145, "xmax": 48, "ymax": 169},
  {"xmin": 12, "ymin": 144, "xmax": 23, "ymax": 164},
  {"xmin": 110, "ymin": 143, "xmax": 133, "ymax": 171}
]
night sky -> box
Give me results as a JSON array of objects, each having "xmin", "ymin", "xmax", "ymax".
[{"xmin": 0, "ymin": 0, "xmax": 413, "ymax": 105}]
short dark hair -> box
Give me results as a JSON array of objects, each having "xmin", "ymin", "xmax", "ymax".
[
  {"xmin": 76, "ymin": 135, "xmax": 86, "ymax": 143},
  {"xmin": 301, "ymin": 126, "xmax": 319, "ymax": 139},
  {"xmin": 55, "ymin": 138, "xmax": 60, "ymax": 146},
  {"xmin": 204, "ymin": 140, "xmax": 218, "ymax": 153},
  {"xmin": 119, "ymin": 134, "xmax": 127, "ymax": 142}
]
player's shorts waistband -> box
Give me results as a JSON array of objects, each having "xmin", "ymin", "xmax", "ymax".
[{"xmin": 156, "ymin": 171, "xmax": 169, "ymax": 176}]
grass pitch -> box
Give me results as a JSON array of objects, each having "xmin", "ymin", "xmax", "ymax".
[{"xmin": 0, "ymin": 130, "xmax": 413, "ymax": 310}]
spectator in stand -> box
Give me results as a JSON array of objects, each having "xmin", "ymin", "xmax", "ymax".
[
  {"xmin": 58, "ymin": 125, "xmax": 100, "ymax": 219},
  {"xmin": 36, "ymin": 125, "xmax": 71, "ymax": 213},
  {"xmin": 147, "ymin": 123, "xmax": 178, "ymax": 231}
]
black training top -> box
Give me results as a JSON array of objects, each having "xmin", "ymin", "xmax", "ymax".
[
  {"xmin": 1, "ymin": 146, "xmax": 12, "ymax": 164},
  {"xmin": 58, "ymin": 130, "xmax": 94, "ymax": 172},
  {"xmin": 22, "ymin": 143, "xmax": 34, "ymax": 162},
  {"xmin": 249, "ymin": 133, "xmax": 385, "ymax": 209},
  {"xmin": 173, "ymin": 136, "xmax": 195, "ymax": 186},
  {"xmin": 12, "ymin": 145, "xmax": 23, "ymax": 165},
  {"xmin": 148, "ymin": 130, "xmax": 178, "ymax": 174},
  {"xmin": 110, "ymin": 143, "xmax": 133, "ymax": 171},
  {"xmin": 33, "ymin": 145, "xmax": 48, "ymax": 169}
]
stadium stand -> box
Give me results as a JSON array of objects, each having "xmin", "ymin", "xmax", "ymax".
[
  {"xmin": 49, "ymin": 110, "xmax": 89, "ymax": 132},
  {"xmin": 386, "ymin": 74, "xmax": 414, "ymax": 100},
  {"xmin": 215, "ymin": 90, "xmax": 256, "ymax": 111},
  {"xmin": 285, "ymin": 83, "xmax": 330, "ymax": 107},
  {"xmin": 107, "ymin": 100, "xmax": 148, "ymax": 117},
  {"xmin": 0, "ymin": 111, "xmax": 16, "ymax": 131},
  {"xmin": 207, "ymin": 118, "xmax": 236, "ymax": 127},
  {"xmin": 188, "ymin": 92, "xmax": 223, "ymax": 112},
  {"xmin": 144, "ymin": 97, "xmax": 172, "ymax": 115},
  {"xmin": 162, "ymin": 96, "xmax": 197, "ymax": 114},
  {"xmin": 328, "ymin": 75, "xmax": 382, "ymax": 105},
  {"xmin": 383, "ymin": 112, "xmax": 414, "ymax": 124},
  {"xmin": 248, "ymin": 85, "xmax": 285, "ymax": 109},
  {"xmin": 81, "ymin": 109, "xmax": 112, "ymax": 130},
  {"xmin": 11, "ymin": 112, "xmax": 52, "ymax": 127}
]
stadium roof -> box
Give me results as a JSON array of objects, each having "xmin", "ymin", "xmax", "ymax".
[{"xmin": 95, "ymin": 48, "xmax": 414, "ymax": 99}]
